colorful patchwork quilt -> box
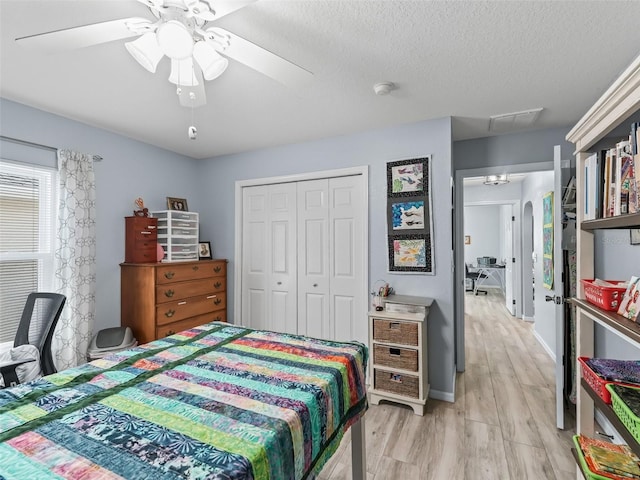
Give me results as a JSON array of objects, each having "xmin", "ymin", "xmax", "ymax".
[{"xmin": 0, "ymin": 322, "xmax": 368, "ymax": 479}]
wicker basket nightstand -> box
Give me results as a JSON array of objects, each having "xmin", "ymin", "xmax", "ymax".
[{"xmin": 368, "ymin": 295, "xmax": 432, "ymax": 415}]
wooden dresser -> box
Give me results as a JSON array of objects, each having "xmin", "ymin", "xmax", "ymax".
[{"xmin": 120, "ymin": 259, "xmax": 227, "ymax": 344}]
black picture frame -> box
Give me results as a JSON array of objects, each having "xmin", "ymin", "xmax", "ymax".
[
  {"xmin": 199, "ymin": 241, "xmax": 212, "ymax": 260},
  {"xmin": 386, "ymin": 156, "xmax": 434, "ymax": 274}
]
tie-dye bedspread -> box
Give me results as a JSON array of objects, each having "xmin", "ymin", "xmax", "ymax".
[{"xmin": 0, "ymin": 322, "xmax": 368, "ymax": 479}]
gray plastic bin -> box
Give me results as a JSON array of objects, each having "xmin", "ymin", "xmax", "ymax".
[{"xmin": 87, "ymin": 327, "xmax": 137, "ymax": 361}]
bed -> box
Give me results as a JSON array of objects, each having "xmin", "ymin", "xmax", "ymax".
[{"xmin": 0, "ymin": 322, "xmax": 368, "ymax": 480}]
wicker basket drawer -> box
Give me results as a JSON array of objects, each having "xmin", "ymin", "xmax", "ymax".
[
  {"xmin": 374, "ymin": 369, "xmax": 419, "ymax": 398},
  {"xmin": 372, "ymin": 319, "xmax": 418, "ymax": 346},
  {"xmin": 373, "ymin": 344, "xmax": 418, "ymax": 371}
]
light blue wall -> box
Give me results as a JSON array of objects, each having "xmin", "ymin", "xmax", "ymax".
[
  {"xmin": 196, "ymin": 118, "xmax": 456, "ymax": 397},
  {"xmin": 1, "ymin": 100, "xmax": 458, "ymax": 397},
  {"xmin": 0, "ymin": 98, "xmax": 199, "ymax": 333},
  {"xmin": 454, "ymin": 127, "xmax": 574, "ymax": 170}
]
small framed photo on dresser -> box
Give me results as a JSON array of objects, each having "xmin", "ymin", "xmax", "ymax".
[
  {"xmin": 167, "ymin": 197, "xmax": 188, "ymax": 211},
  {"xmin": 199, "ymin": 241, "xmax": 212, "ymax": 260}
]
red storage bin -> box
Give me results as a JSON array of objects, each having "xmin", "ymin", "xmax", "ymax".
[
  {"xmin": 578, "ymin": 356, "xmax": 639, "ymax": 404},
  {"xmin": 581, "ymin": 279, "xmax": 627, "ymax": 311}
]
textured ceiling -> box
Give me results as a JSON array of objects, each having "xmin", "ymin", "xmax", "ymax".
[{"xmin": 2, "ymin": 0, "xmax": 640, "ymax": 159}]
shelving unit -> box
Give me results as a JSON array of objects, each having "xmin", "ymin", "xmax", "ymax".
[
  {"xmin": 566, "ymin": 52, "xmax": 640, "ymax": 479},
  {"xmin": 151, "ymin": 210, "xmax": 199, "ymax": 262}
]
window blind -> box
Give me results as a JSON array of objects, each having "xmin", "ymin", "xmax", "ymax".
[{"xmin": 0, "ymin": 161, "xmax": 56, "ymax": 343}]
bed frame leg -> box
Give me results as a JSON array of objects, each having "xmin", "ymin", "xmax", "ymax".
[{"xmin": 351, "ymin": 416, "xmax": 366, "ymax": 480}]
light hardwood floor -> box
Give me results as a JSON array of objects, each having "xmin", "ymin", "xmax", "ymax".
[{"xmin": 318, "ymin": 290, "xmax": 576, "ymax": 480}]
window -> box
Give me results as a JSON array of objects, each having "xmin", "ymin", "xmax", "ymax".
[{"xmin": 0, "ymin": 160, "xmax": 57, "ymax": 343}]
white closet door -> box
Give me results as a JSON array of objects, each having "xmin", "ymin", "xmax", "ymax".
[
  {"xmin": 297, "ymin": 179, "xmax": 330, "ymax": 338},
  {"xmin": 329, "ymin": 175, "xmax": 365, "ymax": 344},
  {"xmin": 242, "ymin": 183, "xmax": 297, "ymax": 333}
]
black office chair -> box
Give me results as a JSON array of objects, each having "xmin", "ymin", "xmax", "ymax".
[
  {"xmin": 0, "ymin": 292, "xmax": 66, "ymax": 387},
  {"xmin": 465, "ymin": 264, "xmax": 487, "ymax": 295}
]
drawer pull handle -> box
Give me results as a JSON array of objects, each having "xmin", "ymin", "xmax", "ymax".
[
  {"xmin": 313, "ymin": 283, "xmax": 318, "ymax": 287},
  {"xmin": 389, "ymin": 348, "xmax": 401, "ymax": 356},
  {"xmin": 213, "ymin": 316, "xmax": 221, "ymax": 322},
  {"xmin": 390, "ymin": 374, "xmax": 403, "ymax": 383},
  {"xmin": 192, "ymin": 265, "xmax": 199, "ymax": 271},
  {"xmin": 164, "ymin": 271, "xmax": 175, "ymax": 279},
  {"xmin": 165, "ymin": 309, "xmax": 175, "ymax": 318},
  {"xmin": 214, "ymin": 281, "xmax": 222, "ymax": 288},
  {"xmin": 164, "ymin": 289, "xmax": 174, "ymax": 298},
  {"xmin": 165, "ymin": 330, "xmax": 175, "ymax": 336},
  {"xmin": 277, "ymin": 281, "xmax": 282, "ymax": 285},
  {"xmin": 178, "ymin": 301, "xmax": 187, "ymax": 305},
  {"xmin": 214, "ymin": 298, "xmax": 222, "ymax": 305},
  {"xmin": 390, "ymin": 322, "xmax": 401, "ymax": 329},
  {"xmin": 207, "ymin": 295, "xmax": 217, "ymax": 299},
  {"xmin": 147, "ymin": 225, "xmax": 156, "ymax": 229},
  {"xmin": 214, "ymin": 266, "xmax": 221, "ymax": 273},
  {"xmin": 140, "ymin": 231, "xmax": 151, "ymax": 235}
]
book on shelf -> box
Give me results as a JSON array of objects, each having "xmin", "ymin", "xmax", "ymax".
[{"xmin": 618, "ymin": 276, "xmax": 640, "ymax": 322}]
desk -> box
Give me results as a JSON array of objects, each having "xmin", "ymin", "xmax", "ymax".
[{"xmin": 473, "ymin": 265, "xmax": 506, "ymax": 294}]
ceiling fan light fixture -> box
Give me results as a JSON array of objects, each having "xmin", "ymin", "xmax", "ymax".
[
  {"xmin": 125, "ymin": 32, "xmax": 163, "ymax": 73},
  {"xmin": 169, "ymin": 57, "xmax": 199, "ymax": 86},
  {"xmin": 193, "ymin": 41, "xmax": 228, "ymax": 80},
  {"xmin": 156, "ymin": 20, "xmax": 194, "ymax": 59}
]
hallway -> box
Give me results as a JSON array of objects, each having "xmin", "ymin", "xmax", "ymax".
[{"xmin": 318, "ymin": 290, "xmax": 575, "ymax": 479}]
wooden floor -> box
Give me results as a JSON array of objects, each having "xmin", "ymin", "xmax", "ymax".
[{"xmin": 318, "ymin": 290, "xmax": 576, "ymax": 479}]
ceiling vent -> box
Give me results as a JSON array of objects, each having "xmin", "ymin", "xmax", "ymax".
[{"xmin": 489, "ymin": 108, "xmax": 543, "ymax": 133}]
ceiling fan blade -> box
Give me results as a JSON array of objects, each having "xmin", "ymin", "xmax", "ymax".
[
  {"xmin": 177, "ymin": 67, "xmax": 207, "ymax": 108},
  {"xmin": 207, "ymin": 0, "xmax": 257, "ymax": 20},
  {"xmin": 208, "ymin": 27, "xmax": 312, "ymax": 89},
  {"xmin": 15, "ymin": 18, "xmax": 152, "ymax": 54}
]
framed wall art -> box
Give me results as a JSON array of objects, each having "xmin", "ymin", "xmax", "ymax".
[{"xmin": 386, "ymin": 156, "xmax": 434, "ymax": 273}]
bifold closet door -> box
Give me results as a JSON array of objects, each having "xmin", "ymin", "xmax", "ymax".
[
  {"xmin": 241, "ymin": 183, "xmax": 297, "ymax": 333},
  {"xmin": 297, "ymin": 176, "xmax": 365, "ymax": 344}
]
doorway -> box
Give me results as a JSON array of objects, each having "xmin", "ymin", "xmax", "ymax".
[
  {"xmin": 522, "ymin": 201, "xmax": 535, "ymax": 321},
  {"xmin": 454, "ymin": 162, "xmax": 554, "ymax": 372}
]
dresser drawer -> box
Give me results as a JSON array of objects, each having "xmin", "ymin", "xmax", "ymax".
[
  {"xmin": 156, "ymin": 277, "xmax": 226, "ymax": 304},
  {"xmin": 373, "ymin": 344, "xmax": 418, "ymax": 371},
  {"xmin": 156, "ymin": 260, "xmax": 226, "ymax": 284},
  {"xmin": 156, "ymin": 294, "xmax": 226, "ymax": 325},
  {"xmin": 372, "ymin": 319, "xmax": 418, "ymax": 346},
  {"xmin": 156, "ymin": 312, "xmax": 227, "ymax": 338},
  {"xmin": 128, "ymin": 246, "xmax": 157, "ymax": 263},
  {"xmin": 374, "ymin": 368, "xmax": 419, "ymax": 398}
]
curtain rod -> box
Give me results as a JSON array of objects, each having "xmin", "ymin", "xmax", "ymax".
[{"xmin": 0, "ymin": 135, "xmax": 103, "ymax": 161}]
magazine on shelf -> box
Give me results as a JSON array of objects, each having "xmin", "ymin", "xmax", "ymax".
[{"xmin": 618, "ymin": 276, "xmax": 640, "ymax": 321}]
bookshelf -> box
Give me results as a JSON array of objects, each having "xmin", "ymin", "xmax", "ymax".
[{"xmin": 566, "ymin": 52, "xmax": 640, "ymax": 480}]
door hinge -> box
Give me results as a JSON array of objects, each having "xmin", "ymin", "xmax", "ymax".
[
  {"xmin": 512, "ymin": 299, "xmax": 516, "ymax": 305},
  {"xmin": 512, "ymin": 216, "xmax": 515, "ymax": 221},
  {"xmin": 512, "ymin": 257, "xmax": 516, "ymax": 263}
]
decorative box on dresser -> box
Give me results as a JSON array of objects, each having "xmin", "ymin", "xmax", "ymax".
[
  {"xmin": 121, "ymin": 259, "xmax": 227, "ymax": 344},
  {"xmin": 124, "ymin": 216, "xmax": 158, "ymax": 263},
  {"xmin": 566, "ymin": 52, "xmax": 640, "ymax": 478},
  {"xmin": 368, "ymin": 294, "xmax": 432, "ymax": 416}
]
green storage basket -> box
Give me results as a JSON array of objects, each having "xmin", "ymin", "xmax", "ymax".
[
  {"xmin": 572, "ymin": 435, "xmax": 619, "ymax": 480},
  {"xmin": 606, "ymin": 383, "xmax": 640, "ymax": 444}
]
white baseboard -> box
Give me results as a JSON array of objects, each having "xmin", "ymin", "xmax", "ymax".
[
  {"xmin": 523, "ymin": 315, "xmax": 534, "ymax": 323},
  {"xmin": 428, "ymin": 366, "xmax": 456, "ymax": 403},
  {"xmin": 533, "ymin": 330, "xmax": 556, "ymax": 362}
]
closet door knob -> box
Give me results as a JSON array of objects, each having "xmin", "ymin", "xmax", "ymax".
[
  {"xmin": 313, "ymin": 283, "xmax": 318, "ymax": 287},
  {"xmin": 277, "ymin": 281, "xmax": 282, "ymax": 285}
]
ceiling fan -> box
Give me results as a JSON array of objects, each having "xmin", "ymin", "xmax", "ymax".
[{"xmin": 15, "ymin": 0, "xmax": 313, "ymax": 108}]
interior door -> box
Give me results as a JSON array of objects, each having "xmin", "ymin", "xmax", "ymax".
[
  {"xmin": 551, "ymin": 144, "xmax": 568, "ymax": 429},
  {"xmin": 241, "ymin": 183, "xmax": 297, "ymax": 333},
  {"xmin": 504, "ymin": 205, "xmax": 515, "ymax": 315},
  {"xmin": 329, "ymin": 175, "xmax": 365, "ymax": 344}
]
